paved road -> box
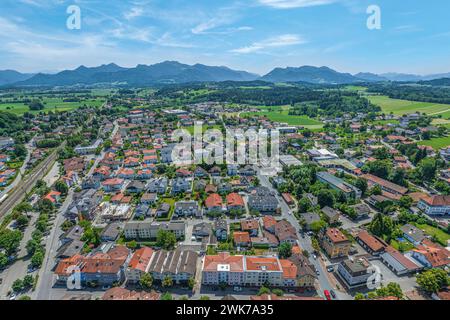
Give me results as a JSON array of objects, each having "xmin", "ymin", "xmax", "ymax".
[
  {"xmin": 0, "ymin": 213, "xmax": 39, "ymax": 299},
  {"xmin": 256, "ymin": 168, "xmax": 352, "ymax": 300},
  {"xmin": 34, "ymin": 190, "xmax": 74, "ymax": 300},
  {"xmin": 33, "ymin": 121, "xmax": 118, "ymax": 300}
]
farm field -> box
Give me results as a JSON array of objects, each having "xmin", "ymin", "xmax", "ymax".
[
  {"xmin": 418, "ymin": 136, "xmax": 450, "ymax": 150},
  {"xmin": 0, "ymin": 97, "xmax": 105, "ymax": 115},
  {"xmin": 368, "ymin": 95, "xmax": 450, "ymax": 116},
  {"xmin": 242, "ymin": 108, "xmax": 323, "ymax": 129}
]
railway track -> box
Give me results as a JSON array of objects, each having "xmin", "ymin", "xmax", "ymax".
[{"xmin": 0, "ymin": 143, "xmax": 64, "ymax": 220}]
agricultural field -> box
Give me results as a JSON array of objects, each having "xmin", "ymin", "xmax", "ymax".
[
  {"xmin": 242, "ymin": 108, "xmax": 323, "ymax": 129},
  {"xmin": 368, "ymin": 95, "xmax": 450, "ymax": 116},
  {"xmin": 418, "ymin": 136, "xmax": 450, "ymax": 150},
  {"xmin": 0, "ymin": 97, "xmax": 105, "ymax": 115}
]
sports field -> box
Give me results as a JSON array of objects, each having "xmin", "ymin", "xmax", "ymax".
[{"xmin": 368, "ymin": 95, "xmax": 450, "ymax": 116}]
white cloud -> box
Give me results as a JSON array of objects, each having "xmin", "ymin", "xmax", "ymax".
[
  {"xmin": 257, "ymin": 0, "xmax": 337, "ymax": 9},
  {"xmin": 230, "ymin": 34, "xmax": 306, "ymax": 54},
  {"xmin": 124, "ymin": 7, "xmax": 144, "ymax": 20}
]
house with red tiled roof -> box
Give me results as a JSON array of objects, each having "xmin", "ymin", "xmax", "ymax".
[
  {"xmin": 126, "ymin": 247, "xmax": 154, "ymax": 283},
  {"xmin": 204, "ymin": 193, "xmax": 223, "ymax": 214},
  {"xmin": 61, "ymin": 171, "xmax": 79, "ymax": 187},
  {"xmin": 320, "ymin": 228, "xmax": 352, "ymax": 259},
  {"xmin": 44, "ymin": 190, "xmax": 61, "ymax": 204},
  {"xmin": 93, "ymin": 166, "xmax": 112, "ymax": 180},
  {"xmin": 411, "ymin": 242, "xmax": 450, "ymax": 269},
  {"xmin": 124, "ymin": 157, "xmax": 140, "ymax": 167},
  {"xmin": 117, "ymin": 168, "xmax": 135, "ymax": 179},
  {"xmin": 102, "ymin": 287, "xmax": 160, "ymax": 301},
  {"xmin": 102, "ymin": 178, "xmax": 125, "ymax": 192},
  {"xmin": 417, "ymin": 195, "xmax": 450, "ymax": 216},
  {"xmin": 226, "ymin": 193, "xmax": 245, "ymax": 212},
  {"xmin": 356, "ymin": 230, "xmax": 387, "ymax": 256},
  {"xmin": 55, "ymin": 245, "xmax": 130, "ymax": 287},
  {"xmin": 143, "ymin": 155, "xmax": 158, "ymax": 164},
  {"xmin": 233, "ymin": 231, "xmax": 251, "ymax": 247},
  {"xmin": 262, "ymin": 216, "xmax": 277, "ymax": 233},
  {"xmin": 202, "ymin": 253, "xmax": 244, "ymax": 286},
  {"xmin": 240, "ymin": 219, "xmax": 259, "ymax": 237}
]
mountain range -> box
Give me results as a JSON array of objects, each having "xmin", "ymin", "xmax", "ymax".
[{"xmin": 1, "ymin": 61, "xmax": 449, "ymax": 87}]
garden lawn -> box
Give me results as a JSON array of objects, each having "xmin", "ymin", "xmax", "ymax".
[{"xmin": 415, "ymin": 223, "xmax": 450, "ymax": 246}]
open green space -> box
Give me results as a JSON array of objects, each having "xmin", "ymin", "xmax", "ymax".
[
  {"xmin": 368, "ymin": 95, "xmax": 450, "ymax": 116},
  {"xmin": 418, "ymin": 136, "xmax": 450, "ymax": 150},
  {"xmin": 0, "ymin": 97, "xmax": 105, "ymax": 115},
  {"xmin": 242, "ymin": 108, "xmax": 323, "ymax": 128},
  {"xmin": 415, "ymin": 223, "xmax": 450, "ymax": 246}
]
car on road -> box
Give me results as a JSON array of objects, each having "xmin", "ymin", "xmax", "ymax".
[
  {"xmin": 330, "ymin": 290, "xmax": 336, "ymax": 299},
  {"xmin": 312, "ymin": 254, "xmax": 317, "ymax": 260},
  {"xmin": 316, "ymin": 270, "xmax": 320, "ymax": 276},
  {"xmin": 9, "ymin": 294, "xmax": 16, "ymax": 300},
  {"xmin": 327, "ymin": 265, "xmax": 334, "ymax": 272},
  {"xmin": 233, "ymin": 286, "xmax": 242, "ymax": 292},
  {"xmin": 324, "ymin": 290, "xmax": 332, "ymax": 301}
]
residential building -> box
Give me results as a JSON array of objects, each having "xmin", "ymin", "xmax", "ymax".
[
  {"xmin": 337, "ymin": 258, "xmax": 373, "ymax": 289},
  {"xmin": 147, "ymin": 249, "xmax": 198, "ymax": 284},
  {"xmin": 205, "ymin": 193, "xmax": 223, "ymax": 214},
  {"xmin": 320, "ymin": 228, "xmax": 352, "ymax": 259},
  {"xmin": 54, "ymin": 245, "xmax": 130, "ymax": 287},
  {"xmin": 417, "ymin": 195, "xmax": 450, "ymax": 216},
  {"xmin": 321, "ymin": 206, "xmax": 340, "ymax": 224},
  {"xmin": 124, "ymin": 221, "xmax": 186, "ymax": 240},
  {"xmin": 126, "ymin": 247, "xmax": 154, "ymax": 283},
  {"xmin": 174, "ymin": 201, "xmax": 200, "ymax": 218},
  {"xmin": 241, "ymin": 219, "xmax": 259, "ymax": 237},
  {"xmin": 214, "ymin": 220, "xmax": 228, "ymax": 241}
]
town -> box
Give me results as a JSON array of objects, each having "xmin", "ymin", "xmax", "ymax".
[{"xmin": 0, "ymin": 81, "xmax": 449, "ymax": 302}]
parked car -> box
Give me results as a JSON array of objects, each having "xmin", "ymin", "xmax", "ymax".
[
  {"xmin": 233, "ymin": 286, "xmax": 242, "ymax": 292},
  {"xmin": 327, "ymin": 265, "xmax": 334, "ymax": 272},
  {"xmin": 324, "ymin": 290, "xmax": 331, "ymax": 301},
  {"xmin": 330, "ymin": 290, "xmax": 336, "ymax": 299}
]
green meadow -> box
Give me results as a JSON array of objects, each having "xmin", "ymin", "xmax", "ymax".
[
  {"xmin": 242, "ymin": 107, "xmax": 323, "ymax": 129},
  {"xmin": 368, "ymin": 95, "xmax": 450, "ymax": 116},
  {"xmin": 0, "ymin": 97, "xmax": 105, "ymax": 115},
  {"xmin": 418, "ymin": 136, "xmax": 450, "ymax": 150}
]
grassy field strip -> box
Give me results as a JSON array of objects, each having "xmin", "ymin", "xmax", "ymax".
[
  {"xmin": 418, "ymin": 136, "xmax": 450, "ymax": 150},
  {"xmin": 368, "ymin": 95, "xmax": 450, "ymax": 116},
  {"xmin": 242, "ymin": 109, "xmax": 323, "ymax": 128}
]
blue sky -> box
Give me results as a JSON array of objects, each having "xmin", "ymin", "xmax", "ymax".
[{"xmin": 1, "ymin": 0, "xmax": 450, "ymax": 75}]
